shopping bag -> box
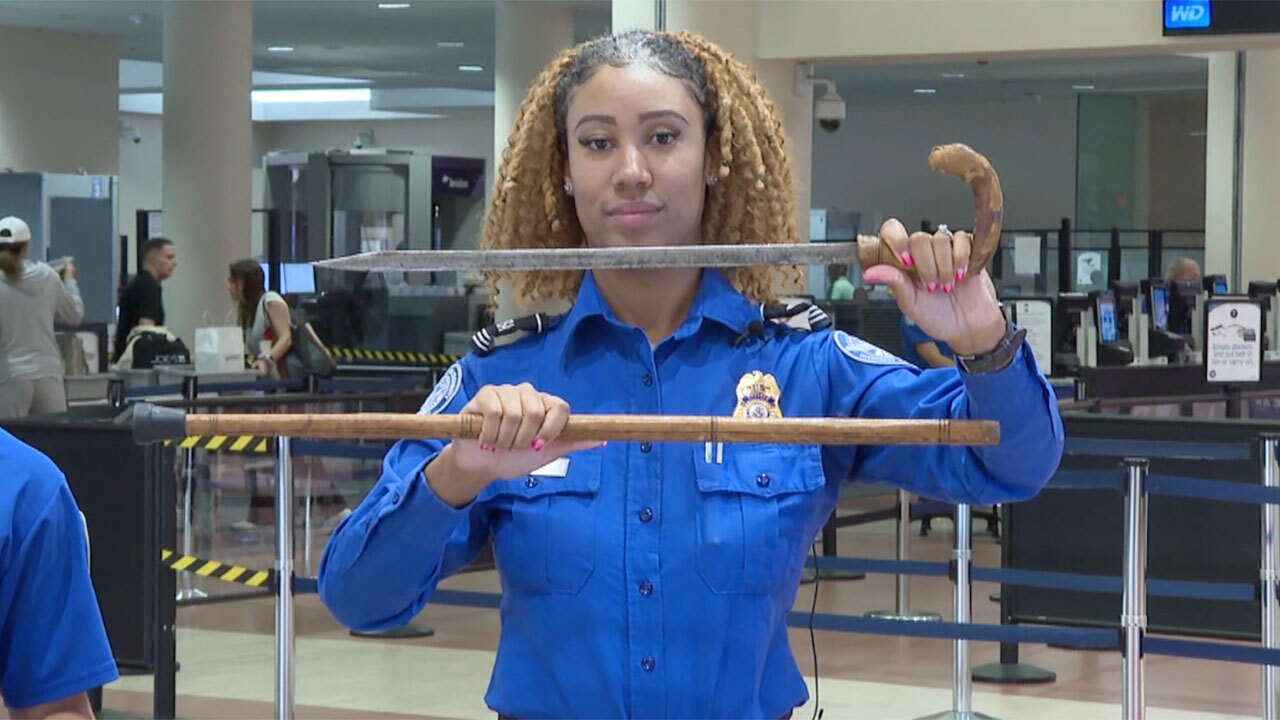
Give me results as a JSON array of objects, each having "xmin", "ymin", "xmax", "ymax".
[{"xmin": 194, "ymin": 326, "xmax": 246, "ymax": 373}]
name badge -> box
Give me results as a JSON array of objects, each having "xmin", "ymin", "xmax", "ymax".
[{"xmin": 530, "ymin": 457, "xmax": 570, "ymax": 478}]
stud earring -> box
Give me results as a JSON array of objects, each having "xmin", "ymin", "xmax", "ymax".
[{"xmin": 563, "ymin": 181, "xmax": 573, "ymax": 195}]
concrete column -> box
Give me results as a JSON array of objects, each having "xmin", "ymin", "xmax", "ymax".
[
  {"xmin": 492, "ymin": 1, "xmax": 575, "ymax": 318},
  {"xmin": 161, "ymin": 0, "xmax": 253, "ymax": 345},
  {"xmin": 636, "ymin": 0, "xmax": 815, "ymax": 290},
  {"xmin": 611, "ymin": 0, "xmax": 661, "ymax": 33},
  {"xmin": 1203, "ymin": 52, "xmax": 1238, "ymax": 281},
  {"xmin": 493, "ymin": 1, "xmax": 575, "ymax": 186}
]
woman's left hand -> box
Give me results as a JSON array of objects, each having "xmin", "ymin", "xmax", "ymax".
[
  {"xmin": 862, "ymin": 218, "xmax": 1006, "ymax": 356},
  {"xmin": 254, "ymin": 358, "xmax": 272, "ymax": 378}
]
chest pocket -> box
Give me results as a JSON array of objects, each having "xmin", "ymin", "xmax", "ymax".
[
  {"xmin": 693, "ymin": 443, "xmax": 825, "ymax": 595},
  {"xmin": 479, "ymin": 450, "xmax": 602, "ymax": 595}
]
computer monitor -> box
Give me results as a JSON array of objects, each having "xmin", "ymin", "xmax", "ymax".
[
  {"xmin": 1169, "ymin": 279, "xmax": 1201, "ymax": 335},
  {"xmin": 1204, "ymin": 274, "xmax": 1228, "ymax": 295},
  {"xmin": 282, "ymin": 263, "xmax": 316, "ymax": 294},
  {"xmin": 1249, "ymin": 281, "xmax": 1278, "ymax": 300},
  {"xmin": 1096, "ymin": 292, "xmax": 1119, "ymax": 344},
  {"xmin": 1151, "ymin": 285, "xmax": 1169, "ymax": 331},
  {"xmin": 1110, "ymin": 280, "xmax": 1139, "ymax": 303},
  {"xmin": 259, "ymin": 262, "xmax": 317, "ymax": 295}
]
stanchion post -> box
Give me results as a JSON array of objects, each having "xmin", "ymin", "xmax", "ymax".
[
  {"xmin": 177, "ymin": 376, "xmax": 207, "ymax": 602},
  {"xmin": 1121, "ymin": 458, "xmax": 1149, "ymax": 720},
  {"xmin": 867, "ymin": 489, "xmax": 940, "ymax": 622},
  {"xmin": 275, "ymin": 437, "xmax": 295, "ymax": 720},
  {"xmin": 916, "ymin": 503, "xmax": 998, "ymax": 720},
  {"xmin": 1262, "ymin": 435, "xmax": 1280, "ymax": 720},
  {"xmin": 148, "ymin": 442, "xmax": 177, "ymax": 719}
]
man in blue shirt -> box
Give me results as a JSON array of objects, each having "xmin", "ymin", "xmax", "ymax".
[
  {"xmin": 0, "ymin": 428, "xmax": 119, "ymax": 718},
  {"xmin": 319, "ymin": 29, "xmax": 1062, "ymax": 719}
]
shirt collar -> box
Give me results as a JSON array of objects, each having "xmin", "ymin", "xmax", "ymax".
[{"xmin": 561, "ymin": 269, "xmax": 759, "ymax": 341}]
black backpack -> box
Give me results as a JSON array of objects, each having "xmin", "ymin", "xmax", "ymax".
[{"xmin": 126, "ymin": 329, "xmax": 191, "ymax": 369}]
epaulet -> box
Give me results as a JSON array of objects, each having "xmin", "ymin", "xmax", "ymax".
[
  {"xmin": 761, "ymin": 301, "xmax": 832, "ymax": 331},
  {"xmin": 732, "ymin": 301, "xmax": 832, "ymax": 348},
  {"xmin": 470, "ymin": 312, "xmax": 564, "ymax": 356}
]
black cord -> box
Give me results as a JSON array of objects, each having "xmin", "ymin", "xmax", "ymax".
[{"xmin": 809, "ymin": 543, "xmax": 823, "ymax": 720}]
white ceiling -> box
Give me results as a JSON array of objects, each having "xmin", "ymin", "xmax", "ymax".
[
  {"xmin": 817, "ymin": 54, "xmax": 1208, "ymax": 106},
  {"xmin": 0, "ymin": 0, "xmax": 611, "ymax": 89},
  {"xmin": 0, "ymin": 0, "xmax": 1209, "ymax": 120}
]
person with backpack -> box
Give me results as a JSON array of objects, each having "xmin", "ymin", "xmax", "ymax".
[
  {"xmin": 226, "ymin": 259, "xmax": 350, "ymax": 532},
  {"xmin": 227, "ymin": 260, "xmax": 292, "ymax": 379}
]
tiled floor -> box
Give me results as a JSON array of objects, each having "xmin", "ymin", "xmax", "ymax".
[{"xmin": 104, "ymin": 492, "xmax": 1264, "ymax": 719}]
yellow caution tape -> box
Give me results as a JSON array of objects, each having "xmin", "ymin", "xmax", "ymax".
[
  {"xmin": 164, "ymin": 435, "xmax": 271, "ymax": 453},
  {"xmin": 161, "ymin": 549, "xmax": 274, "ymax": 588}
]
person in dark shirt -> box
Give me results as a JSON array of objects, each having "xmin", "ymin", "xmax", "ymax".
[{"xmin": 113, "ymin": 238, "xmax": 177, "ymax": 360}]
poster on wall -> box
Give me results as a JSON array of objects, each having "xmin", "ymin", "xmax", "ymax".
[
  {"xmin": 1011, "ymin": 299, "xmax": 1053, "ymax": 373},
  {"xmin": 1075, "ymin": 252, "xmax": 1103, "ymax": 292},
  {"xmin": 1204, "ymin": 298, "xmax": 1262, "ymax": 384}
]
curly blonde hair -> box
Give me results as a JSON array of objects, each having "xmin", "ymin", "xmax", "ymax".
[{"xmin": 482, "ymin": 29, "xmax": 800, "ymax": 311}]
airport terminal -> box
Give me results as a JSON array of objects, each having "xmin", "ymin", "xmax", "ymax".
[{"xmin": 4, "ymin": 1, "xmax": 1280, "ymax": 718}]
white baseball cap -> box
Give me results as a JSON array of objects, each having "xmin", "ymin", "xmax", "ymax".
[{"xmin": 0, "ymin": 216, "xmax": 31, "ymax": 246}]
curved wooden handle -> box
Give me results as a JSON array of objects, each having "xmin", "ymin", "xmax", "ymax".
[
  {"xmin": 857, "ymin": 143, "xmax": 1004, "ymax": 277},
  {"xmin": 184, "ymin": 413, "xmax": 999, "ymax": 447}
]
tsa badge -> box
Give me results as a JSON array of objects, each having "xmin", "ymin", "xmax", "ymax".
[{"xmin": 733, "ymin": 371, "xmax": 783, "ymax": 419}]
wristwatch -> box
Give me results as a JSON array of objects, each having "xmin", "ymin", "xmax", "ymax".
[{"xmin": 955, "ymin": 321, "xmax": 1027, "ymax": 375}]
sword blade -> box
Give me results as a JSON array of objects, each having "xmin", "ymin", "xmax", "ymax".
[{"xmin": 312, "ymin": 242, "xmax": 859, "ymax": 272}]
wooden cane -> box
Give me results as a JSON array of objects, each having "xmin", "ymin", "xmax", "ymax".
[
  {"xmin": 136, "ymin": 408, "xmax": 999, "ymax": 446},
  {"xmin": 855, "ymin": 143, "xmax": 1004, "ymax": 276}
]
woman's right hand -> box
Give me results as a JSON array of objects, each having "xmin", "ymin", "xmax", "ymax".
[{"xmin": 425, "ymin": 383, "xmax": 605, "ymax": 507}]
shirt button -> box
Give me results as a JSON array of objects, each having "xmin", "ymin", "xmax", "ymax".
[
  {"xmin": 756, "ymin": 473, "xmax": 771, "ymax": 488},
  {"xmin": 639, "ymin": 507, "xmax": 654, "ymax": 523},
  {"xmin": 641, "ymin": 656, "xmax": 656, "ymax": 672},
  {"xmin": 525, "ymin": 477, "xmax": 539, "ymax": 489},
  {"xmin": 642, "ymin": 373, "xmax": 654, "ymax": 387},
  {"xmin": 639, "ymin": 580, "xmax": 653, "ymax": 596},
  {"xmin": 640, "ymin": 442, "xmax": 652, "ymax": 453}
]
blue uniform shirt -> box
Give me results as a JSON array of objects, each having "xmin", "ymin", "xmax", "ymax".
[
  {"xmin": 0, "ymin": 429, "xmax": 119, "ymax": 709},
  {"xmin": 901, "ymin": 315, "xmax": 955, "ymax": 368},
  {"xmin": 319, "ymin": 270, "xmax": 1063, "ymax": 719}
]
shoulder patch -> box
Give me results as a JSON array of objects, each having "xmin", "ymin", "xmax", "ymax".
[
  {"xmin": 418, "ymin": 362, "xmax": 462, "ymax": 415},
  {"xmin": 834, "ymin": 330, "xmax": 910, "ymax": 367}
]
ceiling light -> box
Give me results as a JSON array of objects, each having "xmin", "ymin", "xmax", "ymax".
[
  {"xmin": 438, "ymin": 41, "xmax": 465, "ymax": 48},
  {"xmin": 941, "ymin": 73, "xmax": 965, "ymax": 79},
  {"xmin": 913, "ymin": 88, "xmax": 937, "ymax": 94},
  {"xmin": 458, "ymin": 64, "xmax": 484, "ymax": 72},
  {"xmin": 267, "ymin": 46, "xmax": 294, "ymax": 53},
  {"xmin": 252, "ymin": 88, "xmax": 372, "ymax": 104},
  {"xmin": 378, "ymin": 2, "xmax": 411, "ymax": 8},
  {"xmin": 1073, "ymin": 84, "xmax": 1095, "ymax": 90}
]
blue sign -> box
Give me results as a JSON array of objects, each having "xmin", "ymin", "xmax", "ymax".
[
  {"xmin": 91, "ymin": 176, "xmax": 103, "ymax": 199},
  {"xmin": 1165, "ymin": 0, "xmax": 1211, "ymax": 30}
]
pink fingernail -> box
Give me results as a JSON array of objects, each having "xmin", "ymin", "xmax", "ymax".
[
  {"xmin": 531, "ymin": 438, "xmax": 546, "ymax": 451},
  {"xmin": 478, "ymin": 444, "xmax": 492, "ymax": 452},
  {"xmin": 944, "ymin": 283, "xmax": 955, "ymax": 294},
  {"xmin": 901, "ymin": 252, "xmax": 914, "ymax": 267},
  {"xmin": 926, "ymin": 282, "xmax": 938, "ymax": 293},
  {"xmin": 956, "ymin": 267, "xmax": 967, "ymax": 282}
]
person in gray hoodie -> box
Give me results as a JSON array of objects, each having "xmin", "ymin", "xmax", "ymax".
[{"xmin": 0, "ymin": 216, "xmax": 84, "ymax": 419}]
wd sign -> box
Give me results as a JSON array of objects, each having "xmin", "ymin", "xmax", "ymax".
[{"xmin": 1164, "ymin": 0, "xmax": 1211, "ymax": 30}]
